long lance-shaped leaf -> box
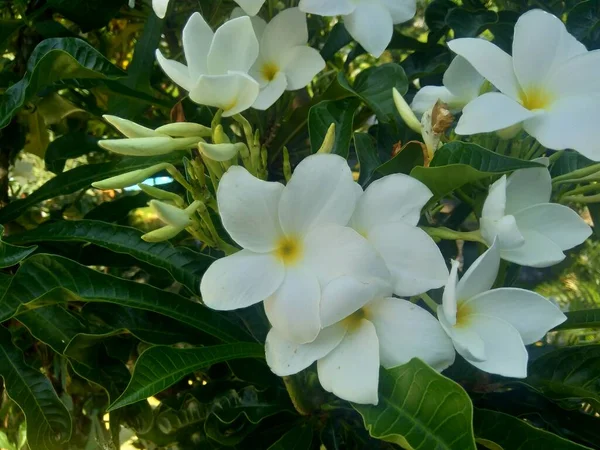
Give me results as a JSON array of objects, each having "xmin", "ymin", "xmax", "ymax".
[
  {"xmin": 0, "ymin": 225, "xmax": 36, "ymax": 268},
  {"xmin": 554, "ymin": 309, "xmax": 600, "ymax": 331},
  {"xmin": 0, "ymin": 326, "xmax": 72, "ymax": 450},
  {"xmin": 0, "ymin": 254, "xmax": 250, "ymax": 343}
]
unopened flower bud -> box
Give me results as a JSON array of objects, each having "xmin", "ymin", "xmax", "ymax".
[
  {"xmin": 393, "ymin": 88, "xmax": 422, "ymax": 134},
  {"xmin": 142, "ymin": 200, "xmax": 203, "ymax": 242},
  {"xmin": 92, "ymin": 163, "xmax": 172, "ymax": 189},
  {"xmin": 138, "ymin": 184, "xmax": 185, "ymax": 207},
  {"xmin": 103, "ymin": 115, "xmax": 156, "ymax": 138},
  {"xmin": 198, "ymin": 142, "xmax": 246, "ymax": 162},
  {"xmin": 317, "ymin": 123, "xmax": 336, "ymax": 154},
  {"xmin": 212, "ymin": 125, "xmax": 230, "ymax": 145},
  {"xmin": 99, "ymin": 136, "xmax": 200, "ymax": 156},
  {"xmin": 155, "ymin": 122, "xmax": 212, "ymax": 138}
]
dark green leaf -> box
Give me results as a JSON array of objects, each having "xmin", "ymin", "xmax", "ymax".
[
  {"xmin": 550, "ymin": 151, "xmax": 595, "ymax": 178},
  {"xmin": 354, "ymin": 133, "xmax": 381, "ymax": 186},
  {"xmin": 474, "ymin": 409, "xmax": 591, "ymax": 450},
  {"xmin": 212, "ymin": 386, "xmax": 293, "ymax": 425},
  {"xmin": 527, "ymin": 345, "xmax": 600, "ymax": 409},
  {"xmin": 320, "ymin": 23, "xmax": 352, "ymax": 60},
  {"xmin": 338, "ymin": 64, "xmax": 409, "ymax": 122},
  {"xmin": 0, "ymin": 254, "xmax": 250, "ymax": 343},
  {"xmin": 0, "ymin": 20, "xmax": 23, "ymax": 51},
  {"xmin": 108, "ymin": 342, "xmax": 265, "ymax": 410},
  {"xmin": 84, "ymin": 192, "xmax": 151, "ymax": 222},
  {"xmin": 0, "ymin": 152, "xmax": 184, "ymax": 223},
  {"xmin": 411, "ymin": 142, "xmax": 544, "ymax": 199},
  {"xmin": 0, "ymin": 225, "xmax": 36, "ymax": 268},
  {"xmin": 48, "ymin": 0, "xmax": 127, "ymax": 31},
  {"xmin": 446, "ymin": 8, "xmax": 498, "ymax": 38},
  {"xmin": 377, "ymin": 141, "xmax": 426, "ymax": 177},
  {"xmin": 0, "ymin": 326, "xmax": 72, "ymax": 450},
  {"xmin": 555, "ymin": 309, "xmax": 600, "ymax": 331},
  {"xmin": 567, "ymin": 0, "xmax": 600, "ymax": 50},
  {"xmin": 308, "ymin": 98, "xmax": 360, "ymax": 158},
  {"xmin": 268, "ymin": 424, "xmax": 313, "ymax": 450},
  {"xmin": 354, "ymin": 358, "xmax": 477, "ymax": 450},
  {"xmin": 0, "ymin": 38, "xmax": 125, "ymax": 129},
  {"xmin": 7, "ymin": 220, "xmax": 213, "ymax": 294},
  {"xmin": 44, "ymin": 132, "xmax": 100, "ymax": 174}
]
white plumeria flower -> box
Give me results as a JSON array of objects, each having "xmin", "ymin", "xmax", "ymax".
[
  {"xmin": 411, "ymin": 56, "xmax": 485, "ymax": 116},
  {"xmin": 449, "ymin": 9, "xmax": 600, "ymax": 160},
  {"xmin": 152, "ymin": 0, "xmax": 265, "ymax": 18},
  {"xmin": 350, "ymin": 174, "xmax": 449, "ymax": 296},
  {"xmin": 155, "ymin": 13, "xmax": 260, "ymax": 117},
  {"xmin": 481, "ymin": 162, "xmax": 591, "ymax": 268},
  {"xmin": 299, "ymin": 0, "xmax": 416, "ymax": 57},
  {"xmin": 240, "ymin": 8, "xmax": 325, "ymax": 110},
  {"xmin": 437, "ymin": 240, "xmax": 567, "ymax": 378},
  {"xmin": 266, "ymin": 289, "xmax": 455, "ymax": 405},
  {"xmin": 200, "ymin": 154, "xmax": 390, "ymax": 344}
]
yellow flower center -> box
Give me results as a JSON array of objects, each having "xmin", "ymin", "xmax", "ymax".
[
  {"xmin": 342, "ymin": 308, "xmax": 366, "ymax": 331},
  {"xmin": 274, "ymin": 236, "xmax": 302, "ymax": 266},
  {"xmin": 261, "ymin": 62, "xmax": 279, "ymax": 82},
  {"xmin": 519, "ymin": 87, "xmax": 554, "ymax": 111},
  {"xmin": 455, "ymin": 303, "xmax": 472, "ymax": 328}
]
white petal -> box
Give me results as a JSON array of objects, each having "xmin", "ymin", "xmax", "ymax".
[
  {"xmin": 514, "ymin": 203, "xmax": 591, "ymax": 251},
  {"xmin": 103, "ymin": 115, "xmax": 157, "ymax": 138},
  {"xmin": 155, "ymin": 50, "xmax": 192, "ymax": 91},
  {"xmin": 252, "ymin": 71, "xmax": 288, "ymax": 110},
  {"xmin": 317, "ymin": 319, "xmax": 380, "ymax": 405},
  {"xmin": 546, "ymin": 50, "xmax": 600, "ymax": 98},
  {"xmin": 464, "ymin": 288, "xmax": 566, "ymax": 345},
  {"xmin": 217, "ymin": 165, "xmax": 284, "ymax": 253},
  {"xmin": 235, "ymin": 0, "xmax": 266, "ymax": 16},
  {"xmin": 480, "ymin": 215, "xmax": 525, "ymax": 250},
  {"xmin": 264, "ymin": 267, "xmax": 321, "ymax": 344},
  {"xmin": 199, "ymin": 142, "xmax": 243, "ymax": 162},
  {"xmin": 152, "ymin": 0, "xmax": 170, "ymax": 18},
  {"xmin": 459, "ymin": 314, "xmax": 528, "ymax": 378},
  {"xmin": 411, "ymin": 86, "xmax": 457, "ymax": 116},
  {"xmin": 380, "ymin": 0, "xmax": 416, "ymax": 24},
  {"xmin": 281, "ymin": 46, "xmax": 325, "ymax": 90},
  {"xmin": 443, "ymin": 56, "xmax": 485, "ymax": 100},
  {"xmin": 482, "ymin": 175, "xmax": 507, "ymax": 222},
  {"xmin": 505, "ymin": 166, "xmax": 551, "ymax": 215},
  {"xmin": 320, "ymin": 276, "xmax": 391, "ymax": 329},
  {"xmin": 512, "ymin": 9, "xmax": 585, "ymax": 91},
  {"xmin": 189, "ymin": 72, "xmax": 260, "ymax": 117},
  {"xmin": 455, "ymin": 241, "xmax": 500, "ymax": 302},
  {"xmin": 343, "ymin": 3, "xmax": 393, "ymax": 58},
  {"xmin": 437, "ymin": 305, "xmax": 486, "ymax": 362},
  {"xmin": 368, "ymin": 222, "xmax": 448, "ymax": 297},
  {"xmin": 351, "ymin": 174, "xmax": 432, "ymax": 232},
  {"xmin": 455, "ymin": 92, "xmax": 536, "ymax": 135},
  {"xmin": 182, "ymin": 13, "xmax": 213, "ymax": 81},
  {"xmin": 261, "ymin": 8, "xmax": 308, "ymax": 62},
  {"xmin": 448, "ymin": 38, "xmax": 520, "ymax": 99},
  {"xmin": 442, "ymin": 260, "xmax": 459, "ymax": 326},
  {"xmin": 303, "ymin": 225, "xmax": 391, "ymax": 287},
  {"xmin": 207, "ymin": 17, "xmax": 259, "ymax": 75},
  {"xmin": 367, "ymin": 298, "xmax": 455, "ymax": 371},
  {"xmin": 298, "ymin": 0, "xmax": 356, "ymax": 16},
  {"xmin": 200, "ymin": 250, "xmax": 284, "ymax": 310},
  {"xmin": 265, "ymin": 324, "xmax": 346, "ymax": 376},
  {"xmin": 500, "ymin": 229, "xmax": 565, "ymax": 268},
  {"xmin": 279, "ymin": 154, "xmax": 356, "ymax": 236},
  {"xmin": 523, "ymin": 96, "xmax": 600, "ymax": 160}
]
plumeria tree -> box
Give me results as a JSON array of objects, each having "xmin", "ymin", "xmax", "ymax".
[{"xmin": 1, "ymin": 0, "xmax": 600, "ymax": 449}]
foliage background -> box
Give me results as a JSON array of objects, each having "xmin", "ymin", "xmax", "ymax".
[{"xmin": 1, "ymin": 0, "xmax": 600, "ymax": 449}]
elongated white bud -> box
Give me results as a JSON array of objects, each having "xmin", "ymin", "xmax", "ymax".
[
  {"xmin": 99, "ymin": 136, "xmax": 200, "ymax": 156},
  {"xmin": 393, "ymin": 88, "xmax": 422, "ymax": 134},
  {"xmin": 317, "ymin": 123, "xmax": 336, "ymax": 154},
  {"xmin": 155, "ymin": 122, "xmax": 212, "ymax": 138},
  {"xmin": 138, "ymin": 184, "xmax": 185, "ymax": 206},
  {"xmin": 141, "ymin": 225, "xmax": 181, "ymax": 242},
  {"xmin": 92, "ymin": 163, "xmax": 172, "ymax": 189},
  {"xmin": 150, "ymin": 200, "xmax": 203, "ymax": 228},
  {"xmin": 199, "ymin": 142, "xmax": 246, "ymax": 162},
  {"xmin": 103, "ymin": 115, "xmax": 157, "ymax": 138}
]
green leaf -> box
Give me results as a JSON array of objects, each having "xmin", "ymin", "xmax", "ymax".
[
  {"xmin": 554, "ymin": 309, "xmax": 600, "ymax": 330},
  {"xmin": 44, "ymin": 132, "xmax": 100, "ymax": 174},
  {"xmin": 268, "ymin": 424, "xmax": 313, "ymax": 450},
  {"xmin": 0, "ymin": 152, "xmax": 184, "ymax": 223},
  {"xmin": 0, "ymin": 254, "xmax": 250, "ymax": 344},
  {"xmin": 108, "ymin": 342, "xmax": 265, "ymax": 410},
  {"xmin": 474, "ymin": 409, "xmax": 591, "ymax": 450},
  {"xmin": 48, "ymin": 0, "xmax": 126, "ymax": 31},
  {"xmin": 0, "ymin": 225, "xmax": 36, "ymax": 268},
  {"xmin": 7, "ymin": 220, "xmax": 213, "ymax": 294},
  {"xmin": 308, "ymin": 98, "xmax": 360, "ymax": 158},
  {"xmin": 354, "ymin": 133, "xmax": 381, "ymax": 186},
  {"xmin": 567, "ymin": 0, "xmax": 600, "ymax": 50},
  {"xmin": 84, "ymin": 192, "xmax": 151, "ymax": 222},
  {"xmin": 0, "ymin": 20, "xmax": 23, "ymax": 52},
  {"xmin": 0, "ymin": 38, "xmax": 125, "ymax": 129},
  {"xmin": 411, "ymin": 142, "xmax": 544, "ymax": 199},
  {"xmin": 338, "ymin": 64, "xmax": 409, "ymax": 123},
  {"xmin": 527, "ymin": 345, "xmax": 600, "ymax": 409},
  {"xmin": 212, "ymin": 386, "xmax": 294, "ymax": 425},
  {"xmin": 377, "ymin": 141, "xmax": 426, "ymax": 178},
  {"xmin": 0, "ymin": 326, "xmax": 72, "ymax": 450},
  {"xmin": 445, "ymin": 8, "xmax": 498, "ymax": 38},
  {"xmin": 320, "ymin": 23, "xmax": 352, "ymax": 60},
  {"xmin": 354, "ymin": 358, "xmax": 477, "ymax": 450},
  {"xmin": 550, "ymin": 151, "xmax": 595, "ymax": 178}
]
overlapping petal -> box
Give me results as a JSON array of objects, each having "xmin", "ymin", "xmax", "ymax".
[
  {"xmin": 189, "ymin": 72, "xmax": 260, "ymax": 117},
  {"xmin": 235, "ymin": 0, "xmax": 266, "ymax": 16},
  {"xmin": 298, "ymin": 0, "xmax": 356, "ymax": 16},
  {"xmin": 344, "ymin": 2, "xmax": 393, "ymax": 58},
  {"xmin": 261, "ymin": 8, "xmax": 308, "ymax": 62},
  {"xmin": 207, "ymin": 17, "xmax": 259, "ymax": 74},
  {"xmin": 455, "ymin": 242, "xmax": 500, "ymax": 302},
  {"xmin": 281, "ymin": 46, "xmax": 325, "ymax": 90},
  {"xmin": 155, "ymin": 50, "xmax": 193, "ymax": 91},
  {"xmin": 380, "ymin": 0, "xmax": 416, "ymax": 24},
  {"xmin": 500, "ymin": 229, "xmax": 565, "ymax": 268},
  {"xmin": 504, "ymin": 165, "xmax": 551, "ymax": 215},
  {"xmin": 183, "ymin": 13, "xmax": 213, "ymax": 80},
  {"xmin": 252, "ymin": 71, "xmax": 288, "ymax": 110},
  {"xmin": 444, "ymin": 56, "xmax": 485, "ymax": 100},
  {"xmin": 411, "ymin": 86, "xmax": 456, "ymax": 116}
]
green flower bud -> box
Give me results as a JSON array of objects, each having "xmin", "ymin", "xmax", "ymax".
[
  {"xmin": 393, "ymin": 88, "xmax": 422, "ymax": 134},
  {"xmin": 98, "ymin": 136, "xmax": 200, "ymax": 156},
  {"xmin": 155, "ymin": 122, "xmax": 212, "ymax": 138},
  {"xmin": 92, "ymin": 163, "xmax": 172, "ymax": 189},
  {"xmin": 317, "ymin": 123, "xmax": 336, "ymax": 154},
  {"xmin": 198, "ymin": 142, "xmax": 246, "ymax": 162},
  {"xmin": 103, "ymin": 115, "xmax": 157, "ymax": 138}
]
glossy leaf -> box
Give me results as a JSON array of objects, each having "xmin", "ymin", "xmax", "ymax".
[
  {"xmin": 474, "ymin": 409, "xmax": 591, "ymax": 450},
  {"xmin": 268, "ymin": 424, "xmax": 313, "ymax": 450},
  {"xmin": 308, "ymin": 98, "xmax": 360, "ymax": 158},
  {"xmin": 48, "ymin": 0, "xmax": 127, "ymax": 31},
  {"xmin": 377, "ymin": 141, "xmax": 426, "ymax": 178},
  {"xmin": 554, "ymin": 309, "xmax": 600, "ymax": 330},
  {"xmin": 0, "ymin": 225, "xmax": 36, "ymax": 268},
  {"xmin": 0, "ymin": 326, "xmax": 72, "ymax": 450},
  {"xmin": 320, "ymin": 23, "xmax": 352, "ymax": 60},
  {"xmin": 411, "ymin": 142, "xmax": 543, "ymax": 199},
  {"xmin": 212, "ymin": 386, "xmax": 294, "ymax": 425},
  {"xmin": 527, "ymin": 345, "xmax": 600, "ymax": 409},
  {"xmin": 550, "ymin": 151, "xmax": 595, "ymax": 178},
  {"xmin": 354, "ymin": 358, "xmax": 477, "ymax": 450},
  {"xmin": 44, "ymin": 132, "xmax": 100, "ymax": 174},
  {"xmin": 7, "ymin": 220, "xmax": 213, "ymax": 294},
  {"xmin": 108, "ymin": 342, "xmax": 265, "ymax": 410},
  {"xmin": 567, "ymin": 0, "xmax": 600, "ymax": 50},
  {"xmin": 354, "ymin": 133, "xmax": 381, "ymax": 186},
  {"xmin": 0, "ymin": 38, "xmax": 125, "ymax": 129}
]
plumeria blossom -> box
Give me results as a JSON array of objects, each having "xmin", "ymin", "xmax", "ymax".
[
  {"xmin": 411, "ymin": 56, "xmax": 485, "ymax": 116},
  {"xmin": 239, "ymin": 8, "xmax": 325, "ymax": 110},
  {"xmin": 152, "ymin": 0, "xmax": 265, "ymax": 18},
  {"xmin": 266, "ymin": 287, "xmax": 455, "ymax": 404},
  {"xmin": 200, "ymin": 154, "xmax": 390, "ymax": 344},
  {"xmin": 155, "ymin": 13, "xmax": 260, "ymax": 116},
  {"xmin": 481, "ymin": 162, "xmax": 591, "ymax": 267},
  {"xmin": 350, "ymin": 174, "xmax": 449, "ymax": 296},
  {"xmin": 299, "ymin": 0, "xmax": 416, "ymax": 57},
  {"xmin": 449, "ymin": 9, "xmax": 600, "ymax": 160},
  {"xmin": 437, "ymin": 240, "xmax": 566, "ymax": 378}
]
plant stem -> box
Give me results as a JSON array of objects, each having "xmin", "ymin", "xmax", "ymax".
[
  {"xmin": 420, "ymin": 293, "xmax": 439, "ymax": 313},
  {"xmin": 283, "ymin": 375, "xmax": 312, "ymax": 416},
  {"xmin": 421, "ymin": 226, "xmax": 487, "ymax": 245},
  {"xmin": 552, "ymin": 163, "xmax": 600, "ymax": 184}
]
